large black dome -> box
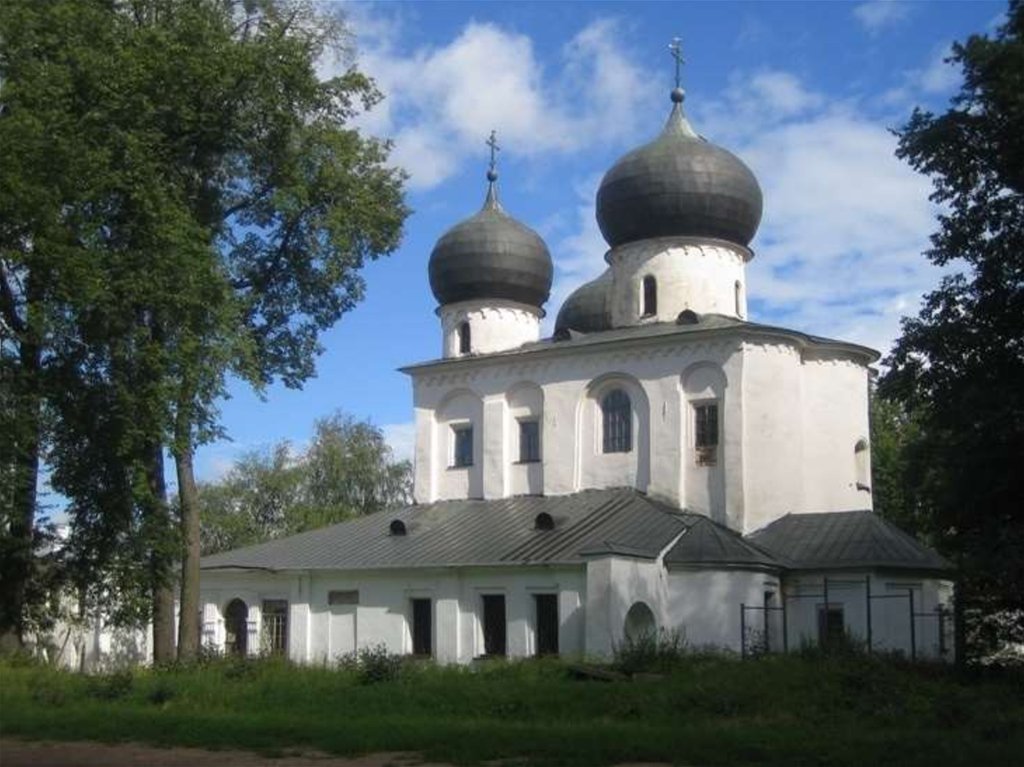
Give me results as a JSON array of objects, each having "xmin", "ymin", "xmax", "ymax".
[
  {"xmin": 554, "ymin": 270, "xmax": 612, "ymax": 334},
  {"xmin": 429, "ymin": 184, "xmax": 553, "ymax": 309},
  {"xmin": 596, "ymin": 94, "xmax": 763, "ymax": 249}
]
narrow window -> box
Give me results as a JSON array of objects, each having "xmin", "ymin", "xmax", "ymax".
[
  {"xmin": 602, "ymin": 389, "xmax": 632, "ymax": 453},
  {"xmin": 818, "ymin": 605, "xmax": 844, "ymax": 647},
  {"xmin": 481, "ymin": 594, "xmax": 507, "ymax": 657},
  {"xmin": 225, "ymin": 598, "xmax": 248, "ymax": 656},
  {"xmin": 452, "ymin": 425, "xmax": 473, "ymax": 467},
  {"xmin": 854, "ymin": 439, "xmax": 870, "ymax": 490},
  {"xmin": 411, "ymin": 598, "xmax": 432, "ymax": 656},
  {"xmin": 694, "ymin": 403, "xmax": 719, "ymax": 466},
  {"xmin": 518, "ymin": 419, "xmax": 540, "ymax": 463},
  {"xmin": 534, "ymin": 594, "xmax": 559, "ymax": 656},
  {"xmin": 735, "ymin": 280, "xmax": 743, "ymax": 317},
  {"xmin": 458, "ymin": 321, "xmax": 471, "ymax": 354},
  {"xmin": 261, "ymin": 599, "xmax": 288, "ymax": 655},
  {"xmin": 642, "ymin": 275, "xmax": 657, "ymax": 317}
]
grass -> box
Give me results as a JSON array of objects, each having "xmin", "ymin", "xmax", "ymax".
[{"xmin": 1, "ymin": 651, "xmax": 1022, "ymax": 766}]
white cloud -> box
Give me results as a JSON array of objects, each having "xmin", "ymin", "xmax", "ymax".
[
  {"xmin": 335, "ymin": 13, "xmax": 655, "ymax": 189},
  {"xmin": 880, "ymin": 45, "xmax": 960, "ymax": 108},
  {"xmin": 383, "ymin": 421, "xmax": 416, "ymax": 463},
  {"xmin": 853, "ymin": 1, "xmax": 913, "ymax": 34}
]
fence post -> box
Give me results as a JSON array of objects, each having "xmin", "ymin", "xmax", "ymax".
[
  {"xmin": 740, "ymin": 604, "xmax": 747, "ymax": 660},
  {"xmin": 908, "ymin": 589, "xmax": 916, "ymax": 663},
  {"xmin": 821, "ymin": 577, "xmax": 830, "ymax": 648},
  {"xmin": 865, "ymin": 574, "xmax": 873, "ymax": 653}
]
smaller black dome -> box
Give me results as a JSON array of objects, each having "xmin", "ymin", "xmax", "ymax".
[
  {"xmin": 429, "ymin": 184, "xmax": 553, "ymax": 309},
  {"xmin": 554, "ymin": 270, "xmax": 613, "ymax": 334}
]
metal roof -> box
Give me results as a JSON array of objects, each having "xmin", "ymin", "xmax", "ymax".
[
  {"xmin": 747, "ymin": 511, "xmax": 954, "ymax": 574},
  {"xmin": 664, "ymin": 517, "xmax": 780, "ymax": 570},
  {"xmin": 554, "ymin": 269, "xmax": 613, "ymax": 334},
  {"xmin": 200, "ymin": 488, "xmax": 690, "ymax": 573}
]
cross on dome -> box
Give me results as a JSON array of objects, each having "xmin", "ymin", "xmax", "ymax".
[
  {"xmin": 486, "ymin": 129, "xmax": 500, "ymax": 182},
  {"xmin": 669, "ymin": 36, "xmax": 686, "ymax": 103}
]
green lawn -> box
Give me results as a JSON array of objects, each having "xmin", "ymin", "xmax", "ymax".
[{"xmin": 1, "ymin": 653, "xmax": 1022, "ymax": 766}]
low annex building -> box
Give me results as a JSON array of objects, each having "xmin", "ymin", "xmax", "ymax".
[{"xmin": 198, "ymin": 67, "xmax": 954, "ymax": 663}]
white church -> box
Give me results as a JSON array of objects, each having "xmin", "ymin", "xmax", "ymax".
[{"xmin": 196, "ymin": 69, "xmax": 955, "ymax": 664}]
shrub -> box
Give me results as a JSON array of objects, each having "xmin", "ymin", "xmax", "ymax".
[
  {"xmin": 338, "ymin": 643, "xmax": 404, "ymax": 684},
  {"xmin": 613, "ymin": 628, "xmax": 689, "ymax": 675},
  {"xmin": 87, "ymin": 669, "xmax": 134, "ymax": 701}
]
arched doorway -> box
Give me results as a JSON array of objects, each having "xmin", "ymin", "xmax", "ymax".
[
  {"xmin": 624, "ymin": 601, "xmax": 656, "ymax": 642},
  {"xmin": 225, "ymin": 598, "xmax": 248, "ymax": 656}
]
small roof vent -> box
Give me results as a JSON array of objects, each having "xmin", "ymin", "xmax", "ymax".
[
  {"xmin": 677, "ymin": 309, "xmax": 700, "ymax": 325},
  {"xmin": 534, "ymin": 512, "xmax": 555, "ymax": 531},
  {"xmin": 389, "ymin": 519, "xmax": 407, "ymax": 536}
]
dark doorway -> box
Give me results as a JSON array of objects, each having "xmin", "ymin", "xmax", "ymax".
[
  {"xmin": 225, "ymin": 598, "xmax": 248, "ymax": 656},
  {"xmin": 534, "ymin": 594, "xmax": 559, "ymax": 656},
  {"xmin": 482, "ymin": 594, "xmax": 507, "ymax": 657},
  {"xmin": 818, "ymin": 605, "xmax": 845, "ymax": 647},
  {"xmin": 411, "ymin": 598, "xmax": 432, "ymax": 656}
]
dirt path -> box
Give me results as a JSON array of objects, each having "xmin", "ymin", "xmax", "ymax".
[
  {"xmin": 0, "ymin": 738, "xmax": 674, "ymax": 767},
  {"xmin": 0, "ymin": 739, "xmax": 443, "ymax": 767}
]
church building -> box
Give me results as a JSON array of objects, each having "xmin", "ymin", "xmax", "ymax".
[{"xmin": 198, "ymin": 64, "xmax": 955, "ymax": 663}]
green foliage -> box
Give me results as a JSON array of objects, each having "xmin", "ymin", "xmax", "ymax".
[
  {"xmin": 199, "ymin": 411, "xmax": 412, "ymax": 554},
  {"xmin": 612, "ymin": 628, "xmax": 691, "ymax": 675},
  {"xmin": 338, "ymin": 642, "xmax": 406, "ymax": 685},
  {"xmin": 881, "ymin": 1, "xmax": 1024, "ymax": 657},
  {"xmin": 2, "ymin": 655, "xmax": 1023, "ymax": 766}
]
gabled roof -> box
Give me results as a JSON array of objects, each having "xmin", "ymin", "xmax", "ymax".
[
  {"xmin": 664, "ymin": 517, "xmax": 779, "ymax": 570},
  {"xmin": 200, "ymin": 488, "xmax": 689, "ymax": 572},
  {"xmin": 747, "ymin": 511, "xmax": 954, "ymax": 574}
]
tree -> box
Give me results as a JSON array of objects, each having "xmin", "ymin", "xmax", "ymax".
[
  {"xmin": 200, "ymin": 413, "xmax": 412, "ymax": 555},
  {"xmin": 0, "ymin": 0, "xmax": 407, "ymax": 659},
  {"xmin": 880, "ymin": 1, "xmax": 1024, "ymax": 657}
]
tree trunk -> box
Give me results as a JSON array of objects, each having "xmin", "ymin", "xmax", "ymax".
[
  {"xmin": 146, "ymin": 444, "xmax": 176, "ymax": 663},
  {"xmin": 0, "ymin": 275, "xmax": 42, "ymax": 651},
  {"xmin": 175, "ymin": 443, "xmax": 201, "ymax": 661}
]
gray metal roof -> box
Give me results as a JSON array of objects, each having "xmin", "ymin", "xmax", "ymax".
[
  {"xmin": 554, "ymin": 269, "xmax": 613, "ymax": 334},
  {"xmin": 596, "ymin": 98, "xmax": 763, "ymax": 249},
  {"xmin": 402, "ymin": 313, "xmax": 880, "ymax": 374},
  {"xmin": 201, "ymin": 489, "xmax": 690, "ymax": 572},
  {"xmin": 664, "ymin": 517, "xmax": 780, "ymax": 570},
  {"xmin": 428, "ymin": 180, "xmax": 553, "ymax": 309},
  {"xmin": 747, "ymin": 512, "xmax": 954, "ymax": 573}
]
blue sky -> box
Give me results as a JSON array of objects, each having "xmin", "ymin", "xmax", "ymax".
[{"xmin": 186, "ymin": 0, "xmax": 1002, "ymax": 484}]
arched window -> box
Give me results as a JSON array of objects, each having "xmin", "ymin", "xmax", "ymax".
[
  {"xmin": 642, "ymin": 275, "xmax": 657, "ymax": 317},
  {"xmin": 389, "ymin": 519, "xmax": 407, "ymax": 536},
  {"xmin": 734, "ymin": 280, "xmax": 743, "ymax": 317},
  {"xmin": 602, "ymin": 389, "xmax": 632, "ymax": 453},
  {"xmin": 225, "ymin": 598, "xmax": 248, "ymax": 656},
  {"xmin": 458, "ymin": 321, "xmax": 471, "ymax": 354},
  {"xmin": 623, "ymin": 601, "xmax": 656, "ymax": 642},
  {"xmin": 854, "ymin": 439, "xmax": 870, "ymax": 490}
]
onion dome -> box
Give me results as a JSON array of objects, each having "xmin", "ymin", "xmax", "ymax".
[
  {"xmin": 554, "ymin": 270, "xmax": 612, "ymax": 334},
  {"xmin": 429, "ymin": 135, "xmax": 553, "ymax": 309},
  {"xmin": 595, "ymin": 86, "xmax": 763, "ymax": 249}
]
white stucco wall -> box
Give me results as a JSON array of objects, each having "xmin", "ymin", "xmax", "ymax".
[
  {"xmin": 607, "ymin": 237, "xmax": 750, "ymax": 325},
  {"xmin": 201, "ymin": 565, "xmax": 586, "ymax": 665},
  {"xmin": 439, "ymin": 299, "xmax": 542, "ymax": 358},
  {"xmin": 666, "ymin": 569, "xmax": 781, "ymax": 651}
]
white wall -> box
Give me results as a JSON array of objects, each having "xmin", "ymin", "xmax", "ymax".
[
  {"xmin": 666, "ymin": 569, "xmax": 780, "ymax": 651},
  {"xmin": 201, "ymin": 566, "xmax": 586, "ymax": 665},
  {"xmin": 607, "ymin": 237, "xmax": 750, "ymax": 325},
  {"xmin": 438, "ymin": 299, "xmax": 542, "ymax": 358}
]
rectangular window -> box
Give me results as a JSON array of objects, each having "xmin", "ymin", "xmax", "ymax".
[
  {"xmin": 534, "ymin": 594, "xmax": 559, "ymax": 656},
  {"xmin": 481, "ymin": 594, "xmax": 507, "ymax": 657},
  {"xmin": 817, "ymin": 605, "xmax": 844, "ymax": 647},
  {"xmin": 694, "ymin": 403, "xmax": 719, "ymax": 466},
  {"xmin": 328, "ymin": 590, "xmax": 359, "ymax": 606},
  {"xmin": 452, "ymin": 425, "xmax": 473, "ymax": 467},
  {"xmin": 411, "ymin": 598, "xmax": 432, "ymax": 657},
  {"xmin": 518, "ymin": 419, "xmax": 540, "ymax": 463},
  {"xmin": 261, "ymin": 599, "xmax": 288, "ymax": 655}
]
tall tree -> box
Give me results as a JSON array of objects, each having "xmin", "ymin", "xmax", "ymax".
[{"xmin": 880, "ymin": 0, "xmax": 1024, "ymax": 656}]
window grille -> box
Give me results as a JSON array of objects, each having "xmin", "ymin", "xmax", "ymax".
[
  {"xmin": 453, "ymin": 425, "xmax": 473, "ymax": 467},
  {"xmin": 602, "ymin": 389, "xmax": 632, "ymax": 453},
  {"xmin": 518, "ymin": 419, "xmax": 540, "ymax": 463},
  {"xmin": 694, "ymin": 403, "xmax": 719, "ymax": 466},
  {"xmin": 261, "ymin": 599, "xmax": 288, "ymax": 655}
]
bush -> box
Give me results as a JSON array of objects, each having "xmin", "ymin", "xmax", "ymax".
[
  {"xmin": 86, "ymin": 669, "xmax": 133, "ymax": 701},
  {"xmin": 338, "ymin": 643, "xmax": 405, "ymax": 684},
  {"xmin": 613, "ymin": 628, "xmax": 689, "ymax": 675}
]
